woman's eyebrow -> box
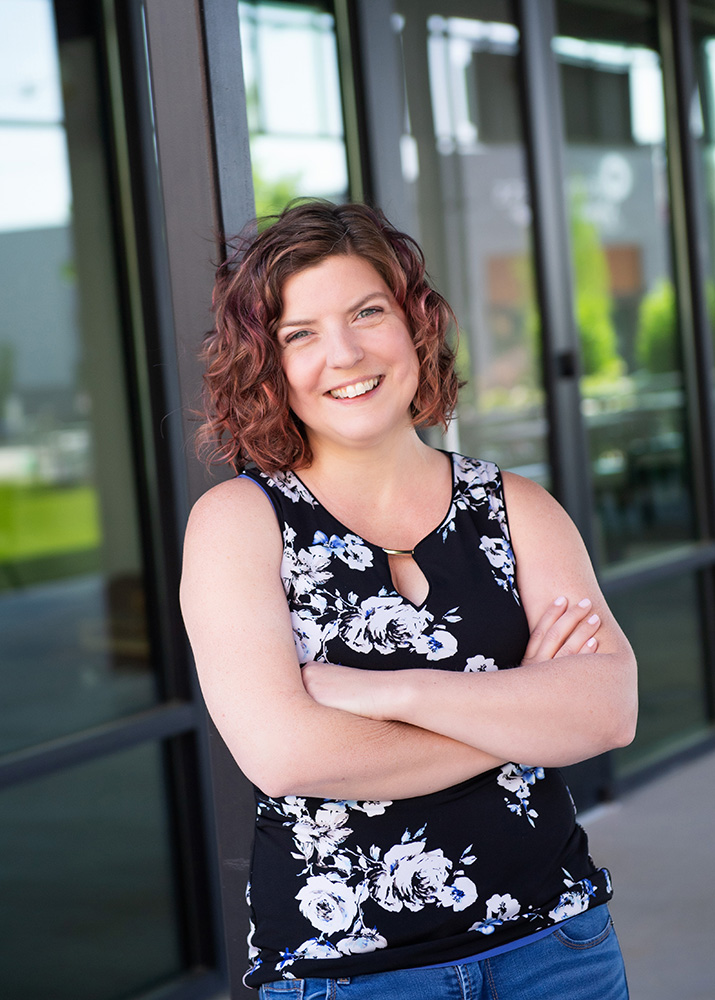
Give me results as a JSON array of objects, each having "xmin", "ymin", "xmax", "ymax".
[{"xmin": 278, "ymin": 292, "xmax": 390, "ymax": 330}]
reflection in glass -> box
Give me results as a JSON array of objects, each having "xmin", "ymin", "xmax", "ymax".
[
  {"xmin": 238, "ymin": 1, "xmax": 349, "ymax": 214},
  {"xmin": 0, "ymin": 0, "xmax": 157, "ymax": 753},
  {"xmin": 689, "ymin": 6, "xmax": 715, "ymax": 375},
  {"xmin": 0, "ymin": 744, "xmax": 182, "ymax": 1000},
  {"xmin": 555, "ymin": 1, "xmax": 698, "ymax": 566},
  {"xmin": 609, "ymin": 573, "xmax": 708, "ymax": 774},
  {"xmin": 394, "ymin": 5, "xmax": 549, "ymax": 482}
]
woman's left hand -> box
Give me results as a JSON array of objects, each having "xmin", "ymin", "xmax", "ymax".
[{"xmin": 301, "ymin": 660, "xmax": 386, "ymax": 719}]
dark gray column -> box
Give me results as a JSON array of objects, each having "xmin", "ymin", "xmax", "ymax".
[
  {"xmin": 141, "ymin": 2, "xmax": 257, "ymax": 995},
  {"xmin": 516, "ymin": 0, "xmax": 597, "ymax": 550}
]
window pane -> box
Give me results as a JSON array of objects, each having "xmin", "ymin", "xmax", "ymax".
[
  {"xmin": 609, "ymin": 573, "xmax": 710, "ymax": 774},
  {"xmin": 0, "ymin": 744, "xmax": 183, "ymax": 1000},
  {"xmin": 690, "ymin": 4, "xmax": 715, "ymax": 392},
  {"xmin": 239, "ymin": 0, "xmax": 349, "ymax": 214},
  {"xmin": 0, "ymin": 0, "xmax": 158, "ymax": 753},
  {"xmin": 555, "ymin": 0, "xmax": 699, "ymax": 566},
  {"xmin": 392, "ymin": 2, "xmax": 550, "ymax": 482}
]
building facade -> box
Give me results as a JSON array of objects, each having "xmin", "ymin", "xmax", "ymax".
[{"xmin": 1, "ymin": 1, "xmax": 714, "ymax": 998}]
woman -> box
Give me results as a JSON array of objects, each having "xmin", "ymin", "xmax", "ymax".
[{"xmin": 181, "ymin": 201, "xmax": 637, "ymax": 999}]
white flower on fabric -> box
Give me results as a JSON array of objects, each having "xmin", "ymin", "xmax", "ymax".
[
  {"xmin": 464, "ymin": 654, "xmax": 497, "ymax": 672},
  {"xmin": 296, "ymin": 874, "xmax": 358, "ymax": 933},
  {"xmin": 549, "ymin": 874, "xmax": 596, "ymax": 922},
  {"xmin": 604, "ymin": 868, "xmax": 612, "ymax": 894},
  {"xmin": 479, "ymin": 535, "xmax": 513, "ymax": 572},
  {"xmin": 468, "ymin": 892, "xmax": 521, "ymax": 935},
  {"xmin": 412, "ymin": 627, "xmax": 459, "ymax": 661},
  {"xmin": 497, "ymin": 763, "xmax": 544, "ymax": 796},
  {"xmin": 549, "ymin": 890, "xmax": 590, "ymax": 922},
  {"xmin": 368, "ymin": 841, "xmax": 452, "ymax": 913},
  {"xmin": 310, "ymin": 531, "xmax": 374, "ymax": 571},
  {"xmin": 439, "ymin": 456, "xmax": 496, "ymax": 539},
  {"xmin": 479, "ymin": 534, "xmax": 518, "ymax": 603},
  {"xmin": 277, "ymin": 937, "xmax": 342, "ymax": 970},
  {"xmin": 437, "ymin": 876, "xmax": 478, "ymax": 911},
  {"xmin": 292, "ymin": 802, "xmax": 352, "ymax": 863},
  {"xmin": 486, "ymin": 893, "xmax": 520, "ymax": 921},
  {"xmin": 280, "ymin": 796, "xmax": 308, "ymax": 820},
  {"xmin": 282, "ymin": 543, "xmax": 332, "ymax": 598},
  {"xmin": 340, "ymin": 594, "xmax": 430, "ymax": 655},
  {"xmin": 266, "ymin": 471, "xmax": 317, "ymax": 506},
  {"xmin": 497, "ymin": 763, "xmax": 545, "ymax": 826},
  {"xmin": 245, "ymin": 882, "xmax": 260, "ymax": 961},
  {"xmin": 345, "ymin": 800, "xmax": 392, "ymax": 816},
  {"xmin": 336, "ymin": 926, "xmax": 388, "ymax": 955},
  {"xmin": 291, "ymin": 609, "xmax": 326, "ymax": 663}
]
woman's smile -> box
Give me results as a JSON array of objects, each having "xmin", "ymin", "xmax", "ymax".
[{"xmin": 327, "ymin": 376, "xmax": 382, "ymax": 400}]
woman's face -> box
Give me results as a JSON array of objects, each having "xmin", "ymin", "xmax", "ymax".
[{"xmin": 276, "ymin": 254, "xmax": 420, "ymax": 455}]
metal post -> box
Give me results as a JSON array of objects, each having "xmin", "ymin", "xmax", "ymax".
[{"xmin": 515, "ymin": 0, "xmax": 597, "ymax": 551}]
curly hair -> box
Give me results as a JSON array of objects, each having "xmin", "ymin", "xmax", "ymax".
[{"xmin": 197, "ymin": 200, "xmax": 461, "ymax": 473}]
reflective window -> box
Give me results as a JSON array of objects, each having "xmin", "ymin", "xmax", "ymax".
[
  {"xmin": 690, "ymin": 4, "xmax": 715, "ymax": 380},
  {"xmin": 555, "ymin": 0, "xmax": 699, "ymax": 566},
  {"xmin": 239, "ymin": 0, "xmax": 349, "ymax": 214},
  {"xmin": 392, "ymin": 3, "xmax": 549, "ymax": 482},
  {"xmin": 0, "ymin": 0, "xmax": 158, "ymax": 754},
  {"xmin": 609, "ymin": 573, "xmax": 709, "ymax": 774},
  {"xmin": 0, "ymin": 744, "xmax": 183, "ymax": 1000}
]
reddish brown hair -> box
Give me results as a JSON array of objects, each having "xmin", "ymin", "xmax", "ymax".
[{"xmin": 198, "ymin": 200, "xmax": 461, "ymax": 473}]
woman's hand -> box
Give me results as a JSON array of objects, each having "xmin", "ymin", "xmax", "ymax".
[
  {"xmin": 521, "ymin": 595, "xmax": 602, "ymax": 666},
  {"xmin": 303, "ymin": 595, "xmax": 602, "ymax": 719}
]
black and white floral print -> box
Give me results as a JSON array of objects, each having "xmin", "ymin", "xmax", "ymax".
[
  {"xmin": 257, "ymin": 795, "xmax": 479, "ymax": 973},
  {"xmin": 435, "ymin": 459, "xmax": 518, "ymax": 603},
  {"xmin": 549, "ymin": 869, "xmax": 603, "ymax": 921},
  {"xmin": 240, "ymin": 455, "xmax": 614, "ymax": 988},
  {"xmin": 497, "ymin": 763, "xmax": 546, "ymax": 828},
  {"xmin": 281, "ymin": 521, "xmax": 463, "ymax": 664},
  {"xmin": 468, "ymin": 892, "xmax": 522, "ymax": 936},
  {"xmin": 274, "ymin": 456, "xmax": 519, "ymax": 666}
]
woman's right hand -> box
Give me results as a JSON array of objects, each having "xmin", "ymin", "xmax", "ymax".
[{"xmin": 520, "ymin": 596, "xmax": 601, "ymax": 666}]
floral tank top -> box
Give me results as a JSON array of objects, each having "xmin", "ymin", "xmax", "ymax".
[{"xmin": 240, "ymin": 454, "xmax": 612, "ymax": 988}]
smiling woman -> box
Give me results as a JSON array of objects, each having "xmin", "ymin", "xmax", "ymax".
[{"xmin": 181, "ymin": 200, "xmax": 636, "ymax": 998}]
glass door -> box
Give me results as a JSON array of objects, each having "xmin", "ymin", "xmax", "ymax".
[
  {"xmin": 385, "ymin": 0, "xmax": 551, "ymax": 484},
  {"xmin": 0, "ymin": 3, "xmax": 188, "ymax": 996},
  {"xmin": 554, "ymin": 0, "xmax": 712, "ymax": 773}
]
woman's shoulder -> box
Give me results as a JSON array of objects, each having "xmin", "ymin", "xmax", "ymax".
[
  {"xmin": 184, "ymin": 474, "xmax": 282, "ymax": 550},
  {"xmin": 501, "ymin": 470, "xmax": 564, "ymax": 519}
]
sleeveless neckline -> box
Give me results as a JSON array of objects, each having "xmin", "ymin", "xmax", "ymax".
[{"xmin": 290, "ymin": 450, "xmax": 458, "ymax": 556}]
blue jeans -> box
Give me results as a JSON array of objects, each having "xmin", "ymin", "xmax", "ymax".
[{"xmin": 258, "ymin": 905, "xmax": 629, "ymax": 999}]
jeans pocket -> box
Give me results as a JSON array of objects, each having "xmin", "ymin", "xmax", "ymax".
[
  {"xmin": 259, "ymin": 980, "xmax": 305, "ymax": 1000},
  {"xmin": 553, "ymin": 904, "xmax": 613, "ymax": 950}
]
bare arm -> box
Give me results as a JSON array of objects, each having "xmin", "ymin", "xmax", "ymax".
[
  {"xmin": 180, "ymin": 477, "xmax": 503, "ymax": 800},
  {"xmin": 303, "ymin": 473, "xmax": 638, "ymax": 767}
]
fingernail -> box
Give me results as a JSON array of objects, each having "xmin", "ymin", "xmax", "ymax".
[
  {"xmin": 588, "ymin": 614, "xmax": 599, "ymax": 625},
  {"xmin": 554, "ymin": 596, "xmax": 567, "ymax": 606},
  {"xmin": 578, "ymin": 598, "xmax": 591, "ymax": 608},
  {"xmin": 586, "ymin": 637, "xmax": 597, "ymax": 648}
]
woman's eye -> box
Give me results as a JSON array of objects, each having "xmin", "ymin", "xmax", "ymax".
[
  {"xmin": 285, "ymin": 329, "xmax": 311, "ymax": 344},
  {"xmin": 357, "ymin": 306, "xmax": 381, "ymax": 320}
]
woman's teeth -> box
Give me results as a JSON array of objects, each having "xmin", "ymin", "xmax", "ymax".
[{"xmin": 329, "ymin": 377, "xmax": 379, "ymax": 399}]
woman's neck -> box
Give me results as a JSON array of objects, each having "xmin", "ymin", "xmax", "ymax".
[{"xmin": 294, "ymin": 431, "xmax": 452, "ymax": 548}]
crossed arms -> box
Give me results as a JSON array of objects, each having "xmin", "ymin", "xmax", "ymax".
[{"xmin": 180, "ymin": 472, "xmax": 637, "ymax": 800}]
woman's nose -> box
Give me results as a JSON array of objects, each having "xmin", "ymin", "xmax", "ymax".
[{"xmin": 326, "ymin": 325, "xmax": 364, "ymax": 368}]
